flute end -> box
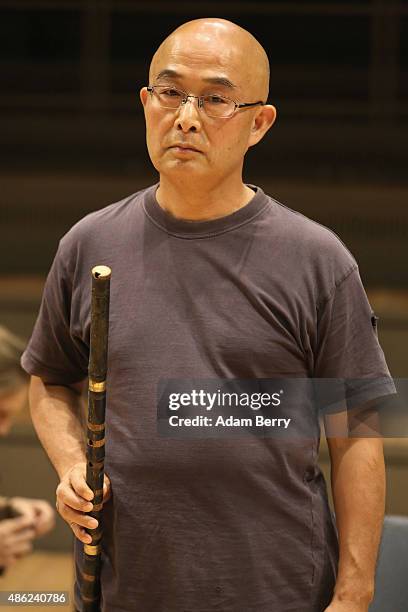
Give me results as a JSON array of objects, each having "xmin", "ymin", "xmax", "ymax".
[{"xmin": 91, "ymin": 265, "xmax": 112, "ymax": 280}]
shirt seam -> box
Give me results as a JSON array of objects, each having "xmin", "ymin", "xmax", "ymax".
[
  {"xmin": 141, "ymin": 199, "xmax": 273, "ymax": 240},
  {"xmin": 316, "ymin": 264, "xmax": 359, "ymax": 312},
  {"xmin": 269, "ymin": 195, "xmax": 358, "ymax": 267}
]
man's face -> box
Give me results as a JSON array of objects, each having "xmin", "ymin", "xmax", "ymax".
[{"xmin": 140, "ymin": 25, "xmax": 273, "ymax": 188}]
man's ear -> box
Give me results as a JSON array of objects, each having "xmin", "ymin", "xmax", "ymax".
[
  {"xmin": 248, "ymin": 104, "xmax": 277, "ymax": 147},
  {"xmin": 140, "ymin": 87, "xmax": 148, "ymax": 107}
]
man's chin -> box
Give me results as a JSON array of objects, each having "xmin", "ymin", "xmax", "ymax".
[{"xmin": 160, "ymin": 160, "xmax": 208, "ymax": 176}]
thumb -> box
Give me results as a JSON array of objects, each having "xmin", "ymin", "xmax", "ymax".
[{"xmin": 103, "ymin": 474, "xmax": 112, "ymax": 502}]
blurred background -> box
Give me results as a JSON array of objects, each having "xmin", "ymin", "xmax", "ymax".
[{"xmin": 0, "ymin": 0, "xmax": 407, "ymax": 608}]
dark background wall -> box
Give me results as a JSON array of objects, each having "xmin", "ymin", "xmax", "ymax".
[{"xmin": 0, "ymin": 0, "xmax": 407, "ymax": 286}]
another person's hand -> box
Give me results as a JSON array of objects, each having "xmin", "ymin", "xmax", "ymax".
[
  {"xmin": 0, "ymin": 515, "xmax": 36, "ymax": 569},
  {"xmin": 9, "ymin": 497, "xmax": 55, "ymax": 538},
  {"xmin": 55, "ymin": 461, "xmax": 111, "ymax": 544}
]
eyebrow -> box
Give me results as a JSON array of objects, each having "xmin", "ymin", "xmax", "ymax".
[{"xmin": 154, "ymin": 69, "xmax": 238, "ymax": 90}]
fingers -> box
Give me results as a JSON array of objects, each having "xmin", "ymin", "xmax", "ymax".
[
  {"xmin": 0, "ymin": 521, "xmax": 36, "ymax": 568},
  {"xmin": 57, "ymin": 483, "xmax": 92, "ymax": 514},
  {"xmin": 10, "ymin": 527, "xmax": 36, "ymax": 545},
  {"xmin": 103, "ymin": 474, "xmax": 112, "ymax": 503},
  {"xmin": 2, "ymin": 542, "xmax": 33, "ymax": 568},
  {"xmin": 10, "ymin": 538, "xmax": 34, "ymax": 557},
  {"xmin": 1, "ymin": 515, "xmax": 36, "ymax": 534},
  {"xmin": 32, "ymin": 502, "xmax": 56, "ymax": 537},
  {"xmin": 57, "ymin": 498, "xmax": 98, "ymax": 545},
  {"xmin": 61, "ymin": 503, "xmax": 98, "ymax": 531},
  {"xmin": 69, "ymin": 466, "xmax": 94, "ymax": 502},
  {"xmin": 56, "ymin": 502, "xmax": 96, "ymax": 545},
  {"xmin": 70, "ymin": 523, "xmax": 93, "ymax": 545},
  {"xmin": 32, "ymin": 499, "xmax": 54, "ymax": 516},
  {"xmin": 10, "ymin": 500, "xmax": 56, "ymax": 539},
  {"xmin": 7, "ymin": 498, "xmax": 37, "ymax": 523},
  {"xmin": 55, "ymin": 463, "xmax": 111, "ymax": 545},
  {"xmin": 0, "ymin": 526, "xmax": 36, "ymax": 556},
  {"xmin": 37, "ymin": 502, "xmax": 56, "ymax": 521},
  {"xmin": 56, "ymin": 463, "xmax": 95, "ymax": 544}
]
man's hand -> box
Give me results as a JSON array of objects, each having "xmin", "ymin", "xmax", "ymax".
[
  {"xmin": 0, "ymin": 515, "xmax": 36, "ymax": 569},
  {"xmin": 55, "ymin": 461, "xmax": 111, "ymax": 544},
  {"xmin": 9, "ymin": 497, "xmax": 56, "ymax": 538}
]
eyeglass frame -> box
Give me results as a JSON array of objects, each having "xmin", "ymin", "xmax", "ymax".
[{"xmin": 146, "ymin": 85, "xmax": 266, "ymax": 118}]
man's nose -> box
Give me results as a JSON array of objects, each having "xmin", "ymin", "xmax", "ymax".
[{"xmin": 174, "ymin": 97, "xmax": 202, "ymax": 133}]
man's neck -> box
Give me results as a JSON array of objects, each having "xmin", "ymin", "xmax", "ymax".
[{"xmin": 155, "ymin": 177, "xmax": 256, "ymax": 222}]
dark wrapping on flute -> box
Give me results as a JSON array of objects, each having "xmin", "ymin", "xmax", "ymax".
[{"xmin": 81, "ymin": 265, "xmax": 111, "ymax": 612}]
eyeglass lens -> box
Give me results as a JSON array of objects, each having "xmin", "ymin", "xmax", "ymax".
[{"xmin": 152, "ymin": 87, "xmax": 235, "ymax": 118}]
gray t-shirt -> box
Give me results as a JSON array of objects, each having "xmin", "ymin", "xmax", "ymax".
[{"xmin": 21, "ymin": 183, "xmax": 394, "ymax": 612}]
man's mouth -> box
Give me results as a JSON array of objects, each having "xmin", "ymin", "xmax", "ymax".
[{"xmin": 170, "ymin": 144, "xmax": 201, "ymax": 153}]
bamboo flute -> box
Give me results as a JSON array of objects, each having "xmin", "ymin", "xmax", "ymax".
[{"xmin": 81, "ymin": 265, "xmax": 111, "ymax": 612}]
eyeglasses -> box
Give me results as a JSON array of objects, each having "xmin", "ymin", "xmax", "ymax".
[{"xmin": 147, "ymin": 85, "xmax": 265, "ymax": 119}]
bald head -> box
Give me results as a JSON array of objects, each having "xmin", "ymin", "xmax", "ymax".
[{"xmin": 149, "ymin": 18, "xmax": 270, "ymax": 102}]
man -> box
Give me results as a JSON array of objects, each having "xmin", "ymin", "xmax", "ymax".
[{"xmin": 21, "ymin": 18, "xmax": 395, "ymax": 612}]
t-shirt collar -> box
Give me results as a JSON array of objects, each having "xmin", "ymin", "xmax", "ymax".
[{"xmin": 142, "ymin": 182, "xmax": 270, "ymax": 238}]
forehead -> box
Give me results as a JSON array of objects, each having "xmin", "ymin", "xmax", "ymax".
[
  {"xmin": 152, "ymin": 31, "xmax": 248, "ymax": 89},
  {"xmin": 154, "ymin": 68, "xmax": 239, "ymax": 94}
]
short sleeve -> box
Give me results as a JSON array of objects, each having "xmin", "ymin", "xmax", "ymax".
[
  {"xmin": 21, "ymin": 240, "xmax": 89, "ymax": 385},
  {"xmin": 313, "ymin": 266, "xmax": 396, "ymax": 408}
]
